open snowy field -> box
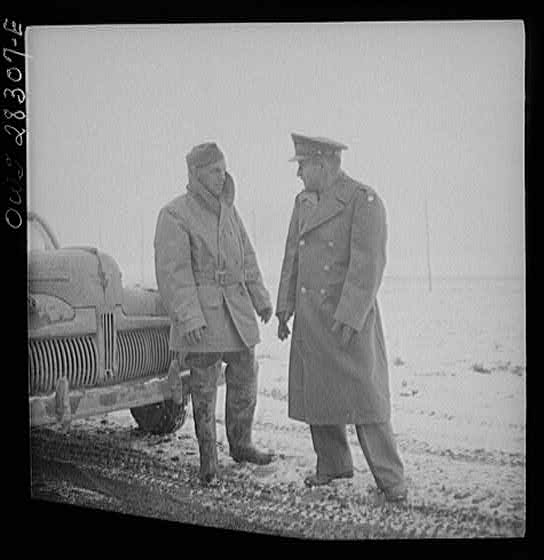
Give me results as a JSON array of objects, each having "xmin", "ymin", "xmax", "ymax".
[{"xmin": 62, "ymin": 274, "xmax": 525, "ymax": 537}]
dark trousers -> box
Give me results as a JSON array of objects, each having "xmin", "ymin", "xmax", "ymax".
[
  {"xmin": 185, "ymin": 347, "xmax": 258, "ymax": 455},
  {"xmin": 310, "ymin": 422, "xmax": 406, "ymax": 494}
]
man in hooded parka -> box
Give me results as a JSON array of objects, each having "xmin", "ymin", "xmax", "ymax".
[
  {"xmin": 276, "ymin": 133, "xmax": 407, "ymax": 502},
  {"xmin": 154, "ymin": 142, "xmax": 274, "ymax": 484}
]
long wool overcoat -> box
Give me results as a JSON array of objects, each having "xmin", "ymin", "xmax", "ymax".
[
  {"xmin": 276, "ymin": 171, "xmax": 391, "ymax": 425},
  {"xmin": 154, "ymin": 172, "xmax": 271, "ymax": 354}
]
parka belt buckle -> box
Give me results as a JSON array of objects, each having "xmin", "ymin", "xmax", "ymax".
[{"xmin": 215, "ymin": 270, "xmax": 228, "ymax": 285}]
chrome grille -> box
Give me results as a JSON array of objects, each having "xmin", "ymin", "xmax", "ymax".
[
  {"xmin": 102, "ymin": 312, "xmax": 115, "ymax": 372},
  {"xmin": 29, "ymin": 336, "xmax": 98, "ymax": 395},
  {"xmin": 117, "ymin": 327, "xmax": 172, "ymax": 382}
]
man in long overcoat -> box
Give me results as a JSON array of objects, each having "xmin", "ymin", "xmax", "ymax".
[
  {"xmin": 155, "ymin": 142, "xmax": 274, "ymax": 484},
  {"xmin": 276, "ymin": 133, "xmax": 407, "ymax": 501}
]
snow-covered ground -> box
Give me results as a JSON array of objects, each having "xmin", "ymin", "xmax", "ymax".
[
  {"xmin": 68, "ymin": 275, "xmax": 525, "ymax": 536},
  {"xmin": 252, "ymin": 274, "xmax": 525, "ymax": 453}
]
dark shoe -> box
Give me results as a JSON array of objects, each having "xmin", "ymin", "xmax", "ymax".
[
  {"xmin": 199, "ymin": 470, "xmax": 218, "ymax": 486},
  {"xmin": 231, "ymin": 446, "xmax": 275, "ymax": 465},
  {"xmin": 383, "ymin": 487, "xmax": 408, "ymax": 503},
  {"xmin": 304, "ymin": 471, "xmax": 354, "ymax": 487},
  {"xmin": 369, "ymin": 486, "xmax": 408, "ymax": 504}
]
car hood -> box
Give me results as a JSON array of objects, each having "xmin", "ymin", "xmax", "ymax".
[{"xmin": 28, "ymin": 247, "xmax": 123, "ymax": 307}]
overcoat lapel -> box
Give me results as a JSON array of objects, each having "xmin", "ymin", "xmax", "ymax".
[
  {"xmin": 297, "ymin": 191, "xmax": 318, "ymax": 233},
  {"xmin": 300, "ymin": 173, "xmax": 356, "ymax": 235}
]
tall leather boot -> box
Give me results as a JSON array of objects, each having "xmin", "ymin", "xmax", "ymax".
[
  {"xmin": 191, "ymin": 387, "xmax": 218, "ymax": 484},
  {"xmin": 187, "ymin": 355, "xmax": 221, "ymax": 484},
  {"xmin": 225, "ymin": 352, "xmax": 274, "ymax": 465}
]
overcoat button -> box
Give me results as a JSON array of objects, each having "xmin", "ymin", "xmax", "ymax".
[
  {"xmin": 328, "ymin": 241, "xmax": 334, "ymax": 247},
  {"xmin": 324, "ymin": 265, "xmax": 330, "ymax": 271},
  {"xmin": 299, "ymin": 239, "xmax": 305, "ymax": 246},
  {"xmin": 320, "ymin": 288, "xmax": 326, "ymax": 295},
  {"xmin": 301, "ymin": 286, "xmax": 307, "ymax": 294}
]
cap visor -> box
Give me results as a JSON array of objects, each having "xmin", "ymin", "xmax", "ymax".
[{"xmin": 289, "ymin": 155, "xmax": 309, "ymax": 162}]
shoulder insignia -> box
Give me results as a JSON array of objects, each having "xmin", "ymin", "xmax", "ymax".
[
  {"xmin": 347, "ymin": 183, "xmax": 381, "ymax": 210},
  {"xmin": 354, "ymin": 182, "xmax": 377, "ymax": 203}
]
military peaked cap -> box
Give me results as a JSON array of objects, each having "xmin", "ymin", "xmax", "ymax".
[{"xmin": 289, "ymin": 133, "xmax": 348, "ymax": 162}]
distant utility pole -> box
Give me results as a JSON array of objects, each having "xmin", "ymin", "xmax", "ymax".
[
  {"xmin": 251, "ymin": 207, "xmax": 257, "ymax": 251},
  {"xmin": 140, "ymin": 214, "xmax": 145, "ymax": 286},
  {"xmin": 424, "ymin": 191, "xmax": 432, "ymax": 292}
]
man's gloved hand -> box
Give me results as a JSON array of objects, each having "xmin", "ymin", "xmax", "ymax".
[
  {"xmin": 277, "ymin": 311, "xmax": 291, "ymax": 341},
  {"xmin": 183, "ymin": 326, "xmax": 206, "ymax": 346},
  {"xmin": 331, "ymin": 320, "xmax": 356, "ymax": 348},
  {"xmin": 257, "ymin": 306, "xmax": 273, "ymax": 324}
]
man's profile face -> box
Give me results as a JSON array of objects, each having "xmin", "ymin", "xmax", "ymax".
[
  {"xmin": 197, "ymin": 158, "xmax": 227, "ymax": 197},
  {"xmin": 297, "ymin": 157, "xmax": 323, "ymax": 192}
]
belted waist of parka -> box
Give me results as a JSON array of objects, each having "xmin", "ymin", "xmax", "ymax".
[{"xmin": 193, "ymin": 269, "xmax": 259, "ymax": 286}]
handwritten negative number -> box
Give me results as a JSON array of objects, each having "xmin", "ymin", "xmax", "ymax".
[
  {"xmin": 3, "ymin": 88, "xmax": 25, "ymax": 104},
  {"xmin": 3, "ymin": 19, "xmax": 23, "ymax": 36},
  {"xmin": 4, "ymin": 125, "xmax": 25, "ymax": 146},
  {"xmin": 3, "ymin": 153, "xmax": 24, "ymax": 179},
  {"xmin": 3, "ymin": 109, "xmax": 25, "ymax": 120},
  {"xmin": 6, "ymin": 67, "xmax": 22, "ymax": 82}
]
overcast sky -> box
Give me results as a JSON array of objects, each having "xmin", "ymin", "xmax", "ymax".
[{"xmin": 26, "ymin": 21, "xmax": 525, "ymax": 285}]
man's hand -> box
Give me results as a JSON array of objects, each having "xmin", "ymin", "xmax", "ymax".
[
  {"xmin": 331, "ymin": 320, "xmax": 356, "ymax": 348},
  {"xmin": 183, "ymin": 326, "xmax": 206, "ymax": 346},
  {"xmin": 278, "ymin": 320, "xmax": 291, "ymax": 341},
  {"xmin": 277, "ymin": 311, "xmax": 292, "ymax": 341},
  {"xmin": 257, "ymin": 306, "xmax": 273, "ymax": 324}
]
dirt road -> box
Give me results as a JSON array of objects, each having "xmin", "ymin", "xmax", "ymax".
[{"xmin": 29, "ymin": 388, "xmax": 526, "ymax": 540}]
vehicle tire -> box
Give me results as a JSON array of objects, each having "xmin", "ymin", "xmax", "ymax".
[{"xmin": 130, "ymin": 398, "xmax": 188, "ymax": 435}]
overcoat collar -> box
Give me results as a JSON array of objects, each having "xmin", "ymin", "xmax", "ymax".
[
  {"xmin": 187, "ymin": 171, "xmax": 235, "ymax": 216},
  {"xmin": 300, "ymin": 171, "xmax": 358, "ymax": 235}
]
